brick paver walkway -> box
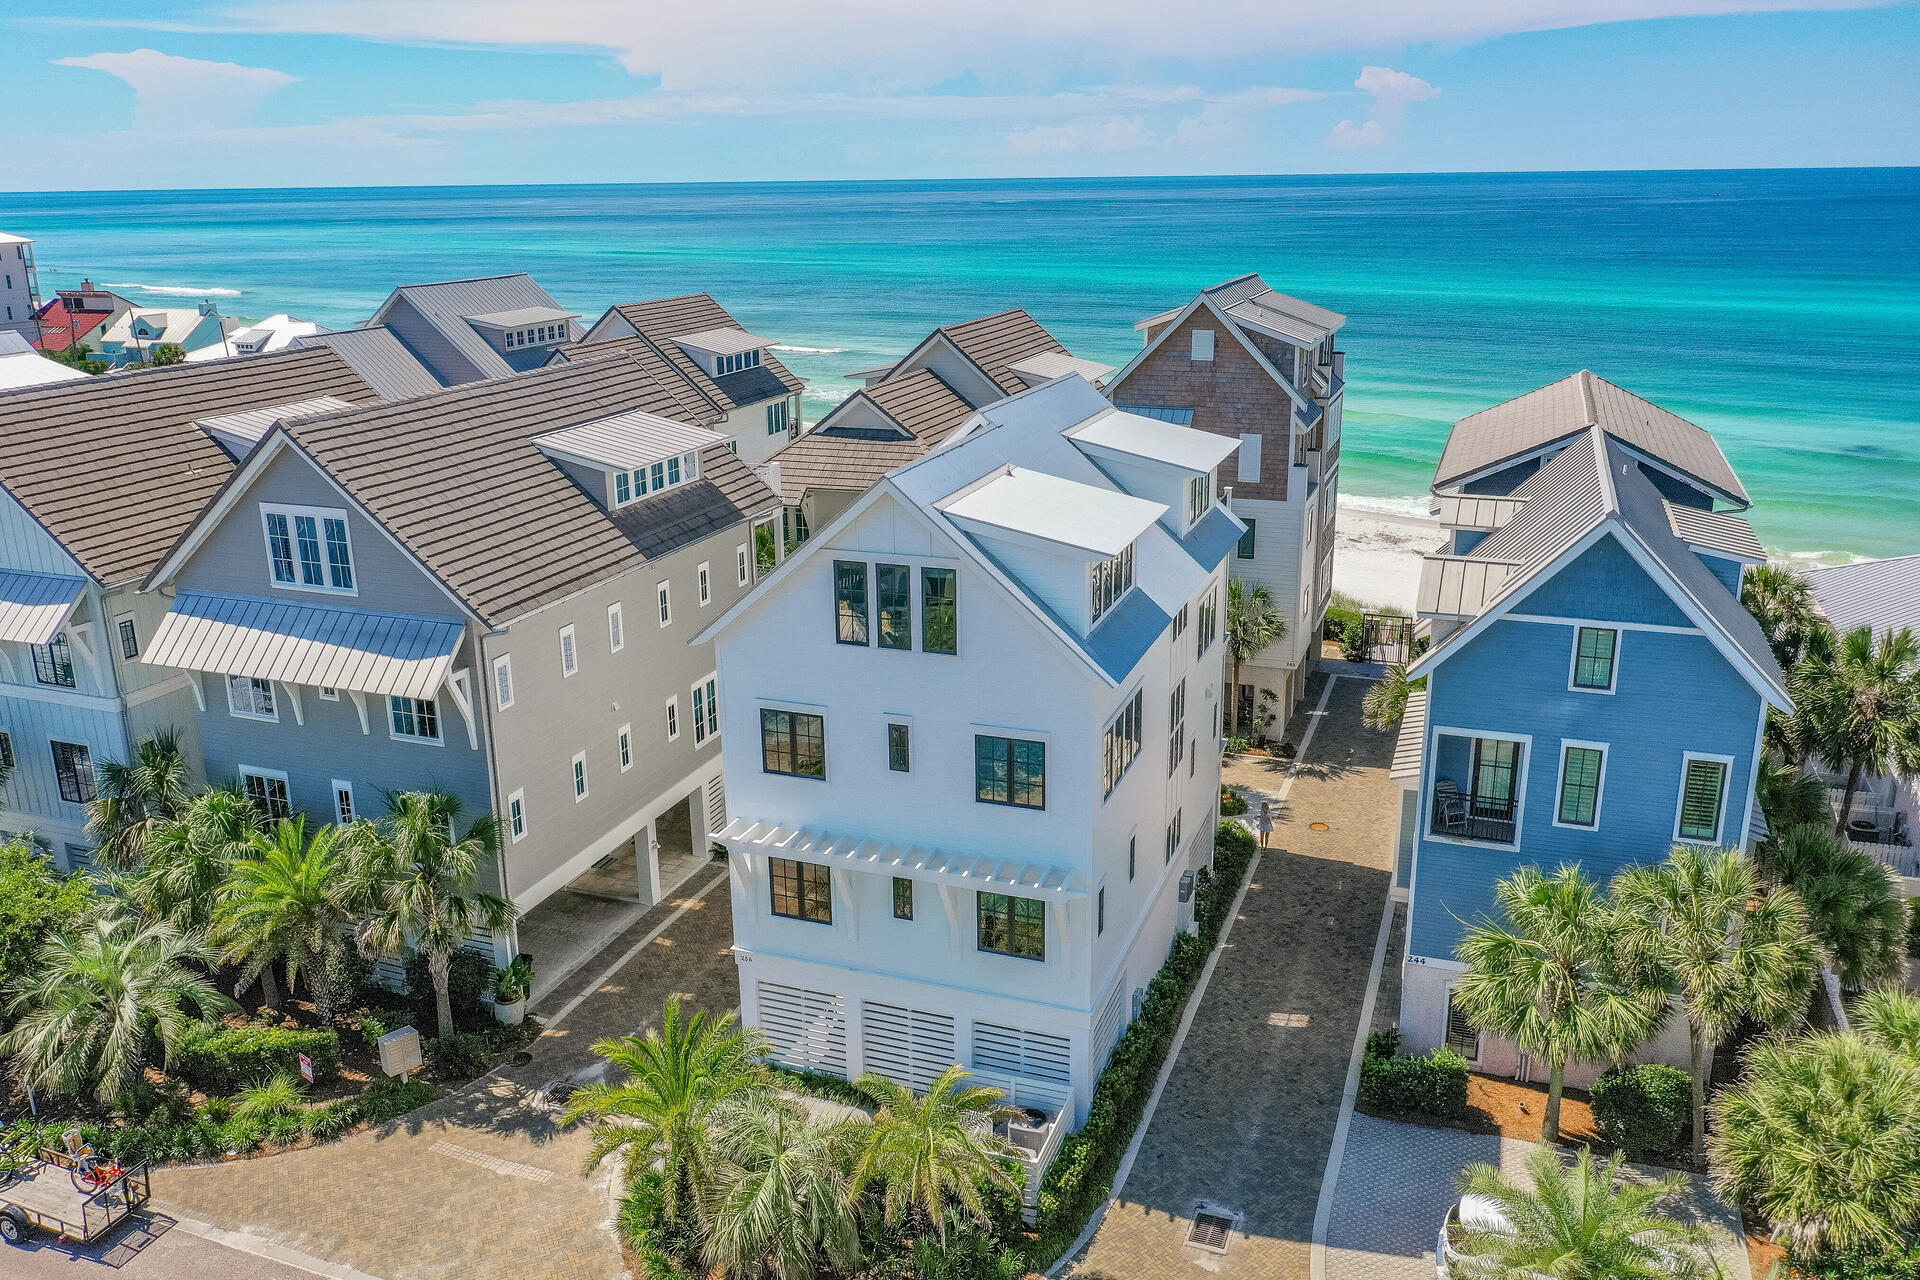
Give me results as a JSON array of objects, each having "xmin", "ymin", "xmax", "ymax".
[
  {"xmin": 1065, "ymin": 671, "xmax": 1398, "ymax": 1280},
  {"xmin": 149, "ymin": 864, "xmax": 738, "ymax": 1280}
]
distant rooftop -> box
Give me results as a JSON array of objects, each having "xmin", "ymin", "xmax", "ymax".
[{"xmin": 1807, "ymin": 553, "xmax": 1920, "ymax": 639}]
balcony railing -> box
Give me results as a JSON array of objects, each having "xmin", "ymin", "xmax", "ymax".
[{"xmin": 1430, "ymin": 783, "xmax": 1517, "ymax": 844}]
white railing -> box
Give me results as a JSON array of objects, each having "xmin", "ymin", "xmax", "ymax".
[
  {"xmin": 1847, "ymin": 838, "xmax": 1920, "ymax": 893},
  {"xmin": 968, "ymin": 1065, "xmax": 1071, "ymax": 1218}
]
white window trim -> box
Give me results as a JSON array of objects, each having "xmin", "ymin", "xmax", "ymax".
[
  {"xmin": 1567, "ymin": 624, "xmax": 1621, "ymax": 695},
  {"xmin": 608, "ymin": 601, "xmax": 625, "ymax": 653},
  {"xmin": 1551, "ymin": 739, "xmax": 1610, "ymax": 831},
  {"xmin": 692, "ymin": 672, "xmax": 719, "ymax": 745},
  {"xmin": 259, "ymin": 502, "xmax": 358, "ymax": 597},
  {"xmin": 618, "ymin": 722, "xmax": 633, "ymax": 772},
  {"xmin": 388, "ymin": 695, "xmax": 444, "ymax": 746},
  {"xmin": 1673, "ymin": 751, "xmax": 1736, "ymax": 846},
  {"xmin": 665, "ymin": 695, "xmax": 681, "ymax": 742},
  {"xmin": 1421, "ymin": 725, "xmax": 1534, "ymax": 851},
  {"xmin": 697, "ymin": 561, "xmax": 712, "ymax": 606},
  {"xmin": 226, "ymin": 674, "xmax": 279, "ymax": 723},
  {"xmin": 318, "ymin": 686, "xmax": 340, "ymax": 701},
  {"xmin": 238, "ymin": 764, "xmax": 290, "ymax": 816},
  {"xmin": 492, "ymin": 654, "xmax": 515, "ymax": 710},
  {"xmin": 331, "ymin": 778, "xmax": 356, "ymax": 825},
  {"xmin": 559, "ymin": 624, "xmax": 578, "ymax": 678},
  {"xmin": 735, "ymin": 543, "xmax": 750, "ymax": 586},
  {"xmin": 507, "ymin": 788, "xmax": 527, "ymax": 843},
  {"xmin": 571, "ymin": 750, "xmax": 589, "ymax": 802},
  {"xmin": 656, "ymin": 581, "xmax": 672, "ymax": 628}
]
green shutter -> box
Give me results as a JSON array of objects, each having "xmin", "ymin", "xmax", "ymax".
[{"xmin": 1679, "ymin": 759, "xmax": 1727, "ymax": 840}]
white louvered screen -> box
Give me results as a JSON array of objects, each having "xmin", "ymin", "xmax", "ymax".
[
  {"xmin": 971, "ymin": 1020, "xmax": 1071, "ymax": 1084},
  {"xmin": 757, "ymin": 981, "xmax": 848, "ymax": 1077},
  {"xmin": 1091, "ymin": 979, "xmax": 1128, "ymax": 1072},
  {"xmin": 707, "ymin": 776, "xmax": 727, "ymax": 833},
  {"xmin": 861, "ymin": 1002, "xmax": 957, "ymax": 1091}
]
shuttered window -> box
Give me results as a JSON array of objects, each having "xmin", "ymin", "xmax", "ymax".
[
  {"xmin": 757, "ymin": 982, "xmax": 846, "ymax": 1077},
  {"xmin": 1445, "ymin": 989, "xmax": 1481, "ymax": 1061},
  {"xmin": 971, "ymin": 1021, "xmax": 1071, "ymax": 1084},
  {"xmin": 1678, "ymin": 757, "xmax": 1729, "ymax": 842},
  {"xmin": 861, "ymin": 1002, "xmax": 955, "ymax": 1091}
]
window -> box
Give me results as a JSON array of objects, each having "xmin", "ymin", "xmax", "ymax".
[
  {"xmin": 656, "ymin": 582, "xmax": 672, "ymax": 627},
  {"xmin": 1165, "ymin": 809, "xmax": 1183, "ymax": 863},
  {"xmin": 332, "ymin": 780, "xmax": 356, "ymax": 825},
  {"xmin": 1091, "ymin": 544, "xmax": 1135, "ymax": 625},
  {"xmin": 227, "ymin": 675, "xmax": 278, "ymax": 721},
  {"xmin": 975, "ymin": 734, "xmax": 1045, "ymax": 809},
  {"xmin": 0, "ymin": 731, "xmax": 12, "ymax": 772},
  {"xmin": 698, "ymin": 562, "xmax": 711, "ymax": 606},
  {"xmin": 1097, "ymin": 887, "xmax": 1106, "ymax": 935},
  {"xmin": 1168, "ymin": 679, "xmax": 1188, "ymax": 777},
  {"xmin": 572, "ymin": 751, "xmax": 589, "ymax": 801},
  {"xmin": 319, "ymin": 686, "xmax": 339, "ymax": 701},
  {"xmin": 1445, "ymin": 988, "xmax": 1481, "ymax": 1061},
  {"xmin": 1236, "ymin": 518, "xmax": 1257, "ymax": 560},
  {"xmin": 618, "ymin": 724, "xmax": 632, "ymax": 771},
  {"xmin": 887, "ymin": 722, "xmax": 911, "ymax": 772},
  {"xmin": 770, "ymin": 857, "xmax": 832, "ymax": 923},
  {"xmin": 1196, "ymin": 586, "xmax": 1219, "ymax": 656},
  {"xmin": 261, "ymin": 504, "xmax": 354, "ymax": 593},
  {"xmin": 1192, "ymin": 329, "xmax": 1215, "ymax": 361},
  {"xmin": 492, "ymin": 655, "xmax": 514, "ymax": 710},
  {"xmin": 736, "ymin": 544, "xmax": 750, "ymax": 585},
  {"xmin": 33, "ymin": 635, "xmax": 75, "ymax": 687},
  {"xmin": 693, "ymin": 675, "xmax": 719, "ymax": 745},
  {"xmin": 1187, "ymin": 473, "xmax": 1210, "ymax": 524},
  {"xmin": 608, "ymin": 602, "xmax": 625, "ymax": 652},
  {"xmin": 834, "ymin": 561, "xmax": 869, "ymax": 645},
  {"xmin": 115, "ymin": 614, "xmax": 139, "ymax": 660},
  {"xmin": 240, "ymin": 766, "xmax": 290, "ymax": 820},
  {"xmin": 977, "ymin": 892, "xmax": 1045, "ymax": 960},
  {"xmin": 893, "ymin": 876, "xmax": 914, "ymax": 920},
  {"xmin": 1572, "ymin": 627, "xmax": 1619, "ymax": 692},
  {"xmin": 1556, "ymin": 743, "xmax": 1607, "ymax": 828},
  {"xmin": 390, "ymin": 696, "xmax": 441, "ymax": 743},
  {"xmin": 615, "ymin": 470, "xmax": 633, "ymax": 504},
  {"xmin": 1128, "ymin": 834, "xmax": 1136, "ymax": 881},
  {"xmin": 666, "ymin": 696, "xmax": 681, "ymax": 742},
  {"xmin": 1102, "ymin": 690, "xmax": 1144, "ymax": 798},
  {"xmin": 51, "ymin": 741, "xmax": 96, "ymax": 803},
  {"xmin": 762, "ymin": 709, "xmax": 825, "ymax": 779},
  {"xmin": 1474, "ymin": 739, "xmax": 1520, "ymax": 815},
  {"xmin": 921, "ymin": 567, "xmax": 956, "ymax": 654},
  {"xmin": 1172, "ymin": 603, "xmax": 1189, "ymax": 643},
  {"xmin": 508, "ymin": 790, "xmax": 526, "ymax": 842},
  {"xmin": 559, "ymin": 625, "xmax": 578, "ymax": 677},
  {"xmin": 1676, "ymin": 755, "xmax": 1731, "ymax": 843},
  {"xmin": 766, "ymin": 398, "xmax": 789, "ymax": 435}
]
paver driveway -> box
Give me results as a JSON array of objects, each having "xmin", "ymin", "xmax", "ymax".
[
  {"xmin": 148, "ymin": 863, "xmax": 737, "ymax": 1280},
  {"xmin": 1064, "ymin": 672, "xmax": 1399, "ymax": 1280}
]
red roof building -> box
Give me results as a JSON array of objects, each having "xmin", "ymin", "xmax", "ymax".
[{"xmin": 31, "ymin": 281, "xmax": 131, "ymax": 353}]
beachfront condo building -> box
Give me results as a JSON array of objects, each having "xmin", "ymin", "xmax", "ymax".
[
  {"xmin": 0, "ymin": 346, "xmax": 388, "ymax": 868},
  {"xmin": 564, "ymin": 294, "xmax": 808, "ymax": 470},
  {"xmin": 1393, "ymin": 371, "xmax": 1785, "ymax": 1083},
  {"xmin": 693, "ymin": 375, "xmax": 1241, "ymax": 1170},
  {"xmin": 1105, "ymin": 275, "xmax": 1346, "ymax": 739},
  {"xmin": 366, "ymin": 273, "xmax": 585, "ymax": 387},
  {"xmin": 765, "ymin": 307, "xmax": 1113, "ymax": 538},
  {"xmin": 0, "ymin": 232, "xmax": 43, "ymax": 341},
  {"xmin": 136, "ymin": 356, "xmax": 783, "ymax": 981}
]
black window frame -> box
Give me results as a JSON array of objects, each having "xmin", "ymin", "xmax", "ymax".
[
  {"xmin": 1573, "ymin": 626, "xmax": 1618, "ymax": 691},
  {"xmin": 834, "ymin": 560, "xmax": 869, "ymax": 645},
  {"xmin": 975, "ymin": 734, "xmax": 1046, "ymax": 809},
  {"xmin": 761, "ymin": 708, "xmax": 826, "ymax": 780},
  {"xmin": 1557, "ymin": 745, "xmax": 1605, "ymax": 828},
  {"xmin": 887, "ymin": 722, "xmax": 911, "ymax": 773},
  {"xmin": 1097, "ymin": 886, "xmax": 1106, "ymax": 935},
  {"xmin": 0, "ymin": 730, "xmax": 13, "ymax": 771},
  {"xmin": 921, "ymin": 567, "xmax": 957, "ymax": 655},
  {"xmin": 33, "ymin": 635, "xmax": 75, "ymax": 688},
  {"xmin": 976, "ymin": 891, "xmax": 1045, "ymax": 961},
  {"xmin": 1128, "ymin": 834, "xmax": 1136, "ymax": 882},
  {"xmin": 876, "ymin": 563, "xmax": 911, "ymax": 651},
  {"xmin": 1236, "ymin": 517, "xmax": 1257, "ymax": 560},
  {"xmin": 116, "ymin": 617, "xmax": 139, "ymax": 660},
  {"xmin": 769, "ymin": 856, "xmax": 833, "ymax": 924},
  {"xmin": 50, "ymin": 740, "xmax": 95, "ymax": 803},
  {"xmin": 892, "ymin": 876, "xmax": 914, "ymax": 920}
]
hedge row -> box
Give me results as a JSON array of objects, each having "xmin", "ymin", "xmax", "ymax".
[
  {"xmin": 1358, "ymin": 1029, "xmax": 1469, "ymax": 1119},
  {"xmin": 1029, "ymin": 821, "xmax": 1257, "ymax": 1267},
  {"xmin": 1590, "ymin": 1063, "xmax": 1691, "ymax": 1159},
  {"xmin": 173, "ymin": 1024, "xmax": 342, "ymax": 1092}
]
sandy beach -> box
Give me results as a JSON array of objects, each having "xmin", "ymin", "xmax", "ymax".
[{"xmin": 1331, "ymin": 499, "xmax": 1437, "ymax": 613}]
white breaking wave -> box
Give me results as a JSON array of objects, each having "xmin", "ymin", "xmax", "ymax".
[
  {"xmin": 1338, "ymin": 492, "xmax": 1436, "ymax": 523},
  {"xmin": 771, "ymin": 344, "xmax": 847, "ymax": 354},
  {"xmin": 102, "ymin": 281, "xmax": 244, "ymax": 298}
]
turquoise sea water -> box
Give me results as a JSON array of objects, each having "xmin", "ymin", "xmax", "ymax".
[{"xmin": 4, "ymin": 171, "xmax": 1915, "ymax": 559}]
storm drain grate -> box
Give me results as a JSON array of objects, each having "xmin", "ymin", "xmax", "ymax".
[{"xmin": 1188, "ymin": 1210, "xmax": 1235, "ymax": 1252}]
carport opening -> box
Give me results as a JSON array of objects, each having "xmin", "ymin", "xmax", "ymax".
[{"xmin": 1188, "ymin": 1210, "xmax": 1235, "ymax": 1252}]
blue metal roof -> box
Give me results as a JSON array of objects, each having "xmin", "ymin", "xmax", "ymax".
[
  {"xmin": 1181, "ymin": 505, "xmax": 1246, "ymax": 571},
  {"xmin": 1085, "ymin": 588, "xmax": 1172, "ymax": 683}
]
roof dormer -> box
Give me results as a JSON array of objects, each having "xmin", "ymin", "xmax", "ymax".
[
  {"xmin": 672, "ymin": 327, "xmax": 771, "ymax": 379},
  {"xmin": 1065, "ymin": 406, "xmax": 1238, "ymax": 538},
  {"xmin": 466, "ymin": 305, "xmax": 580, "ymax": 356},
  {"xmin": 534, "ymin": 409, "xmax": 729, "ymax": 512}
]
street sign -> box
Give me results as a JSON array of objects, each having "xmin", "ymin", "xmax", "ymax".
[{"xmin": 298, "ymin": 1053, "xmax": 314, "ymax": 1083}]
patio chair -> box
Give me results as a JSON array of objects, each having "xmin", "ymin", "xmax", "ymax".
[{"xmin": 1433, "ymin": 779, "xmax": 1470, "ymax": 835}]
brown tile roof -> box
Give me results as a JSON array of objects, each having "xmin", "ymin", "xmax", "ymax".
[
  {"xmin": 0, "ymin": 346, "xmax": 380, "ymax": 585},
  {"xmin": 605, "ymin": 294, "xmax": 803, "ymax": 413},
  {"xmin": 766, "ymin": 369, "xmax": 974, "ymax": 502},
  {"xmin": 939, "ymin": 308, "xmax": 1069, "ymax": 398},
  {"xmin": 273, "ymin": 356, "xmax": 778, "ymax": 626}
]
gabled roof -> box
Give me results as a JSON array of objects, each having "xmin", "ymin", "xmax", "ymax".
[
  {"xmin": 1807, "ymin": 553, "xmax": 1920, "ymax": 638},
  {"xmin": 936, "ymin": 308, "xmax": 1072, "ymax": 399},
  {"xmin": 764, "ymin": 368, "xmax": 975, "ymax": 502},
  {"xmin": 1135, "ymin": 274, "xmax": 1346, "ymax": 348},
  {"xmin": 370, "ymin": 274, "xmax": 581, "ymax": 384},
  {"xmin": 600, "ymin": 294, "xmax": 803, "ymax": 413},
  {"xmin": 1106, "ymin": 283, "xmax": 1314, "ymax": 417},
  {"xmin": 0, "ymin": 345, "xmax": 379, "ymax": 585},
  {"xmin": 289, "ymin": 327, "xmax": 441, "ymax": 400},
  {"xmin": 547, "ymin": 335, "xmax": 718, "ymax": 424},
  {"xmin": 1434, "ymin": 370, "xmax": 1749, "ymax": 507}
]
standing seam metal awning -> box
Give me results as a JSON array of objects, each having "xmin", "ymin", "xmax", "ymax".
[
  {"xmin": 144, "ymin": 591, "xmax": 464, "ymax": 700},
  {"xmin": 0, "ymin": 569, "xmax": 87, "ymax": 645}
]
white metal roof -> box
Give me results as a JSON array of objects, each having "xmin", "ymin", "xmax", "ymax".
[
  {"xmin": 534, "ymin": 409, "xmax": 729, "ymax": 473},
  {"xmin": 1068, "ymin": 406, "xmax": 1238, "ymax": 475},
  {"xmin": 717, "ymin": 815, "xmax": 1088, "ymax": 897},
  {"xmin": 464, "ymin": 305, "xmax": 580, "ymax": 330},
  {"xmin": 937, "ymin": 465, "xmax": 1166, "ymax": 558},
  {"xmin": 1008, "ymin": 350, "xmax": 1117, "ymax": 386},
  {"xmin": 144, "ymin": 591, "xmax": 465, "ymax": 699},
  {"xmin": 0, "ymin": 569, "xmax": 87, "ymax": 645},
  {"xmin": 194, "ymin": 396, "xmax": 355, "ymax": 454},
  {"xmin": 671, "ymin": 326, "xmax": 771, "ymax": 358},
  {"xmin": 1808, "ymin": 553, "xmax": 1920, "ymax": 638},
  {"xmin": 0, "ymin": 349, "xmax": 88, "ymax": 390}
]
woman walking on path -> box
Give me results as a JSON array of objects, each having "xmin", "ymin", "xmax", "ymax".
[{"xmin": 1256, "ymin": 800, "xmax": 1274, "ymax": 849}]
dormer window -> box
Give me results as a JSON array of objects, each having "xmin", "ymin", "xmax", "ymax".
[
  {"xmin": 1187, "ymin": 473, "xmax": 1211, "ymax": 526},
  {"xmin": 612, "ymin": 451, "xmax": 700, "ymax": 508},
  {"xmin": 715, "ymin": 348, "xmax": 762, "ymax": 376},
  {"xmin": 1090, "ymin": 543, "xmax": 1135, "ymax": 625},
  {"xmin": 262, "ymin": 502, "xmax": 356, "ymax": 595}
]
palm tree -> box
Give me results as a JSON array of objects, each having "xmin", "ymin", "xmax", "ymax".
[
  {"xmin": 1758, "ymin": 823, "xmax": 1908, "ymax": 990},
  {"xmin": 1362, "ymin": 663, "xmax": 1421, "ymax": 732},
  {"xmin": 851, "ymin": 1064, "xmax": 1023, "ymax": 1245},
  {"xmin": 86, "ymin": 728, "xmax": 194, "ymax": 868},
  {"xmin": 1851, "ymin": 986, "xmax": 1920, "ymax": 1060},
  {"xmin": 1450, "ymin": 1144, "xmax": 1714, "ymax": 1280},
  {"xmin": 559, "ymin": 997, "xmax": 770, "ymax": 1227},
  {"xmin": 1754, "ymin": 753, "xmax": 1830, "ymax": 832},
  {"xmin": 704, "ymin": 1097, "xmax": 862, "ymax": 1280},
  {"xmin": 214, "ymin": 817, "xmax": 355, "ymax": 1023},
  {"xmin": 345, "ymin": 790, "xmax": 516, "ymax": 1040},
  {"xmin": 1791, "ymin": 624, "xmax": 1920, "ymax": 834},
  {"xmin": 130, "ymin": 786, "xmax": 261, "ymax": 938},
  {"xmin": 1742, "ymin": 563, "xmax": 1820, "ymax": 673},
  {"xmin": 1612, "ymin": 845, "xmax": 1820, "ymax": 1167},
  {"xmin": 0, "ymin": 914, "xmax": 235, "ymax": 1103},
  {"xmin": 1709, "ymin": 1030, "xmax": 1920, "ymax": 1257},
  {"xmin": 1225, "ymin": 579, "xmax": 1287, "ymax": 738},
  {"xmin": 1451, "ymin": 866, "xmax": 1667, "ymax": 1143}
]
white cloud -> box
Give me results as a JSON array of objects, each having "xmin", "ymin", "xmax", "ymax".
[
  {"xmin": 1355, "ymin": 64, "xmax": 1440, "ymax": 124},
  {"xmin": 55, "ymin": 49, "xmax": 296, "ymax": 131},
  {"xmin": 1325, "ymin": 119, "xmax": 1386, "ymax": 148},
  {"xmin": 1008, "ymin": 115, "xmax": 1154, "ymax": 156}
]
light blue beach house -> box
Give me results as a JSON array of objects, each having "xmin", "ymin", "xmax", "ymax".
[{"xmin": 1392, "ymin": 371, "xmax": 1787, "ymax": 1082}]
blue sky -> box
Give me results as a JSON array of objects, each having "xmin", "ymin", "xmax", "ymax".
[{"xmin": 2, "ymin": 1, "xmax": 1915, "ymax": 190}]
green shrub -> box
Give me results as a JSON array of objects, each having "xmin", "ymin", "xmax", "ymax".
[
  {"xmin": 1590, "ymin": 1063, "xmax": 1693, "ymax": 1159},
  {"xmin": 424, "ymin": 1033, "xmax": 492, "ymax": 1081},
  {"xmin": 768, "ymin": 1065, "xmax": 879, "ymax": 1109},
  {"xmin": 1796, "ymin": 1239, "xmax": 1920, "ymax": 1280},
  {"xmin": 1219, "ymin": 786, "xmax": 1247, "ymax": 816},
  {"xmin": 304, "ymin": 1099, "xmax": 361, "ymax": 1142},
  {"xmin": 222, "ymin": 1115, "xmax": 266, "ymax": 1153},
  {"xmin": 231, "ymin": 1071, "xmax": 306, "ymax": 1122},
  {"xmin": 1909, "ymin": 898, "xmax": 1920, "ymax": 959},
  {"xmin": 1324, "ymin": 606, "xmax": 1361, "ymax": 642},
  {"xmin": 264, "ymin": 1112, "xmax": 305, "ymax": 1148},
  {"xmin": 1340, "ymin": 619, "xmax": 1369, "ymax": 662},
  {"xmin": 361, "ymin": 1075, "xmax": 437, "ymax": 1124},
  {"xmin": 174, "ymin": 1024, "xmax": 341, "ymax": 1092},
  {"xmin": 404, "ymin": 949, "xmax": 494, "ymax": 1032},
  {"xmin": 1358, "ymin": 1040, "xmax": 1469, "ymax": 1119}
]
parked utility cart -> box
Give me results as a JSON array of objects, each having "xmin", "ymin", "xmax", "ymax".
[{"xmin": 0, "ymin": 1145, "xmax": 150, "ymax": 1246}]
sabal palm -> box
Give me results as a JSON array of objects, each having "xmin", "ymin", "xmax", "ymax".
[
  {"xmin": 0, "ymin": 914, "xmax": 235, "ymax": 1103},
  {"xmin": 1452, "ymin": 1144, "xmax": 1713, "ymax": 1280},
  {"xmin": 560, "ymin": 996, "xmax": 771, "ymax": 1227},
  {"xmin": 1709, "ymin": 1030, "xmax": 1920, "ymax": 1256},
  {"xmin": 1791, "ymin": 624, "xmax": 1920, "ymax": 833},
  {"xmin": 87, "ymin": 728, "xmax": 195, "ymax": 868},
  {"xmin": 132, "ymin": 787, "xmax": 261, "ymax": 936},
  {"xmin": 851, "ymin": 1064, "xmax": 1023, "ymax": 1244},
  {"xmin": 1362, "ymin": 663, "xmax": 1420, "ymax": 732},
  {"xmin": 346, "ymin": 790, "xmax": 516, "ymax": 1040},
  {"xmin": 1742, "ymin": 563, "xmax": 1820, "ymax": 674},
  {"xmin": 1754, "ymin": 753, "xmax": 1830, "ymax": 832},
  {"xmin": 1757, "ymin": 823, "xmax": 1907, "ymax": 990},
  {"xmin": 1225, "ymin": 579, "xmax": 1286, "ymax": 737},
  {"xmin": 704, "ymin": 1097, "xmax": 861, "ymax": 1280},
  {"xmin": 215, "ymin": 816, "xmax": 354, "ymax": 1022},
  {"xmin": 1612, "ymin": 846, "xmax": 1820, "ymax": 1166},
  {"xmin": 1851, "ymin": 986, "xmax": 1920, "ymax": 1060},
  {"xmin": 1452, "ymin": 866, "xmax": 1667, "ymax": 1143}
]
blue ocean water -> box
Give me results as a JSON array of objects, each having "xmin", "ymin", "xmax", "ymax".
[{"xmin": 4, "ymin": 170, "xmax": 1915, "ymax": 559}]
